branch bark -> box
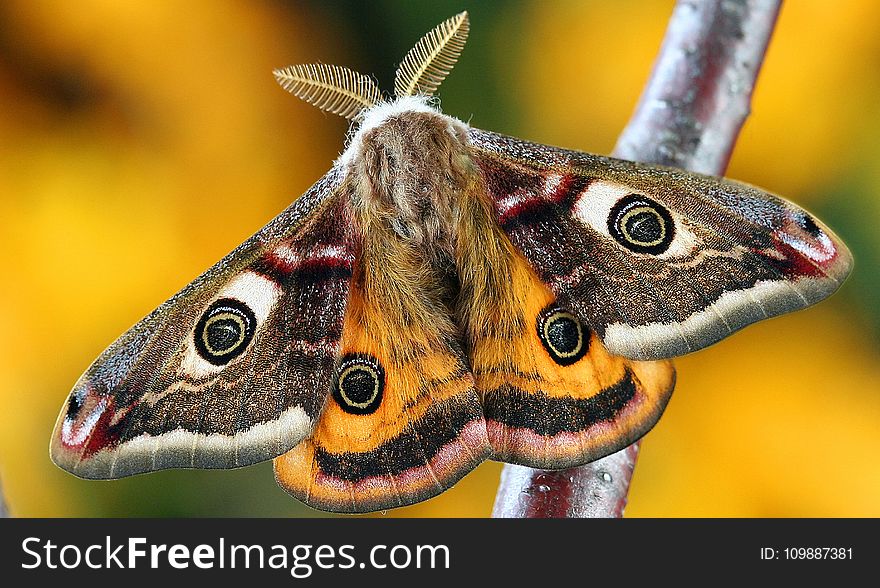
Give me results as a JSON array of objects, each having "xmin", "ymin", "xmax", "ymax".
[
  {"xmin": 0, "ymin": 475, "xmax": 8, "ymax": 517},
  {"xmin": 492, "ymin": 0, "xmax": 782, "ymax": 518}
]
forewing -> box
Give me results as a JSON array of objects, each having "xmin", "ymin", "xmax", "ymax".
[
  {"xmin": 51, "ymin": 167, "xmax": 356, "ymax": 478},
  {"xmin": 470, "ymin": 128, "xmax": 853, "ymax": 361}
]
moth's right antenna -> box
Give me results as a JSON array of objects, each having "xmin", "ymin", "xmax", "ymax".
[{"xmin": 394, "ymin": 11, "xmax": 470, "ymax": 98}]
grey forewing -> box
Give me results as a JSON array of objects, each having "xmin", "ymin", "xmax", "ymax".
[{"xmin": 469, "ymin": 127, "xmax": 851, "ymax": 359}]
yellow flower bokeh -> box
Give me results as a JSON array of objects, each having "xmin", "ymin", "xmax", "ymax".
[{"xmin": 1, "ymin": 0, "xmax": 876, "ymax": 517}]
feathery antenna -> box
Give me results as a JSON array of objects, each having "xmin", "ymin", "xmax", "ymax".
[
  {"xmin": 273, "ymin": 64, "xmax": 382, "ymax": 120},
  {"xmin": 394, "ymin": 11, "xmax": 470, "ymax": 97},
  {"xmin": 274, "ymin": 12, "xmax": 469, "ymax": 118}
]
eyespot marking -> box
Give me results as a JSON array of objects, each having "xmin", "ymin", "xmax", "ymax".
[
  {"xmin": 608, "ymin": 194, "xmax": 675, "ymax": 254},
  {"xmin": 194, "ymin": 298, "xmax": 256, "ymax": 365},
  {"xmin": 537, "ymin": 305, "xmax": 589, "ymax": 366},
  {"xmin": 333, "ymin": 354, "xmax": 385, "ymax": 415}
]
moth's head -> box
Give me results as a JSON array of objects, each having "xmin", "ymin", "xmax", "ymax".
[
  {"xmin": 337, "ymin": 95, "xmax": 468, "ymax": 170},
  {"xmin": 272, "ymin": 11, "xmax": 470, "ymax": 165}
]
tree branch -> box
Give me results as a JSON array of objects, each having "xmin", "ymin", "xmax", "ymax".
[
  {"xmin": 0, "ymin": 475, "xmax": 9, "ymax": 518},
  {"xmin": 492, "ymin": 0, "xmax": 782, "ymax": 518}
]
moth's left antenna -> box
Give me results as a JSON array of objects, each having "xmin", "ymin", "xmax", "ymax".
[{"xmin": 273, "ymin": 63, "xmax": 382, "ymax": 120}]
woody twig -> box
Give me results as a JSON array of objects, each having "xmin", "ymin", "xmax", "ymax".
[
  {"xmin": 0, "ymin": 475, "xmax": 9, "ymax": 517},
  {"xmin": 492, "ymin": 0, "xmax": 782, "ymax": 518}
]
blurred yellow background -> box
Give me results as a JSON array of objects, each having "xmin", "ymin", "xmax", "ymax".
[{"xmin": 1, "ymin": 0, "xmax": 878, "ymax": 517}]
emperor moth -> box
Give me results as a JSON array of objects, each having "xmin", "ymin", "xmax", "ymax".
[{"xmin": 51, "ymin": 12, "xmax": 852, "ymax": 513}]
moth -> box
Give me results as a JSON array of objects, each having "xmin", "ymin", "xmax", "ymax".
[{"xmin": 51, "ymin": 13, "xmax": 852, "ymax": 513}]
